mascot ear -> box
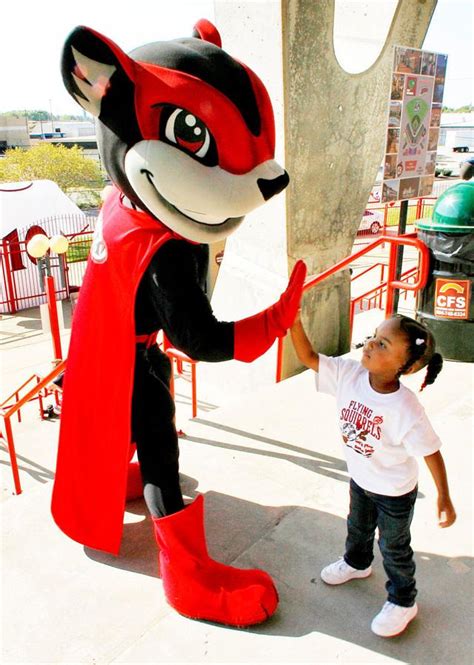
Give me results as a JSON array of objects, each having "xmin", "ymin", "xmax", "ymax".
[
  {"xmin": 192, "ymin": 19, "xmax": 222, "ymax": 48},
  {"xmin": 61, "ymin": 26, "xmax": 136, "ymax": 118}
]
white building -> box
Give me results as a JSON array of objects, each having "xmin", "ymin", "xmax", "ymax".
[
  {"xmin": 28, "ymin": 119, "xmax": 96, "ymax": 139},
  {"xmin": 0, "ymin": 117, "xmax": 30, "ymax": 151},
  {"xmin": 439, "ymin": 112, "xmax": 474, "ymax": 151}
]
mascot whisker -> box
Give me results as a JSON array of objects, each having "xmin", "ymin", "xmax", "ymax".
[{"xmin": 52, "ymin": 19, "xmax": 306, "ymax": 627}]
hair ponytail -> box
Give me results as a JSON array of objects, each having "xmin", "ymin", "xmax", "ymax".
[{"xmin": 420, "ymin": 352, "xmax": 443, "ymax": 391}]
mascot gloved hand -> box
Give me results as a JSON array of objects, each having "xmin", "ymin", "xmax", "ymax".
[
  {"xmin": 234, "ymin": 260, "xmax": 307, "ymax": 361},
  {"xmin": 51, "ymin": 19, "xmax": 306, "ymax": 628}
]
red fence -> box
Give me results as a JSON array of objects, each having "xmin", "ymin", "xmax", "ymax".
[
  {"xmin": 1, "ymin": 215, "xmax": 96, "ymax": 313},
  {"xmin": 357, "ymin": 196, "xmax": 436, "ymax": 238},
  {"xmin": 275, "ymin": 233, "xmax": 430, "ymax": 382},
  {"xmin": 0, "ymin": 197, "xmax": 437, "ymax": 313}
]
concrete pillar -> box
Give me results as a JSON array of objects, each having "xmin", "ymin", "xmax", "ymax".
[{"xmin": 205, "ymin": 0, "xmax": 436, "ymax": 400}]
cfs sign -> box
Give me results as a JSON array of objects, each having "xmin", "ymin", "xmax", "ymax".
[{"xmin": 434, "ymin": 279, "xmax": 471, "ymax": 319}]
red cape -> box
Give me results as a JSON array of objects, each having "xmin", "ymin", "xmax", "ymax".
[{"xmin": 51, "ymin": 189, "xmax": 177, "ymax": 554}]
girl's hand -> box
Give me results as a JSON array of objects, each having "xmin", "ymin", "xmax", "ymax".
[{"xmin": 437, "ymin": 494, "xmax": 456, "ymax": 528}]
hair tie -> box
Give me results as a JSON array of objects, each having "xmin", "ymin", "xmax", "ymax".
[{"xmin": 415, "ymin": 338, "xmax": 425, "ymax": 346}]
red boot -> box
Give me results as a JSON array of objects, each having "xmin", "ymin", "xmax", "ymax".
[{"xmin": 152, "ymin": 495, "xmax": 278, "ymax": 626}]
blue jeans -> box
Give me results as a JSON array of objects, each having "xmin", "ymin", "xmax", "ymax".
[{"xmin": 344, "ymin": 478, "xmax": 418, "ymax": 607}]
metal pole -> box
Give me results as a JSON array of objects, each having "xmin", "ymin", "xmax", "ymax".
[
  {"xmin": 392, "ymin": 199, "xmax": 409, "ymax": 313},
  {"xmin": 385, "ymin": 242, "xmax": 399, "ymax": 317},
  {"xmin": 191, "ymin": 364, "xmax": 197, "ymax": 418},
  {"xmin": 49, "ymin": 99, "xmax": 54, "ymax": 134},
  {"xmin": 45, "ymin": 274, "xmax": 63, "ymax": 360},
  {"xmin": 4, "ymin": 416, "xmax": 22, "ymax": 495},
  {"xmin": 2, "ymin": 240, "xmax": 17, "ymax": 314},
  {"xmin": 276, "ymin": 337, "xmax": 283, "ymax": 383}
]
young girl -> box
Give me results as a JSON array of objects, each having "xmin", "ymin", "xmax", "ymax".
[{"xmin": 290, "ymin": 313, "xmax": 456, "ymax": 638}]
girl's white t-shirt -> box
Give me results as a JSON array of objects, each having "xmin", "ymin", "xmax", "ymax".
[{"xmin": 315, "ymin": 354, "xmax": 441, "ymax": 496}]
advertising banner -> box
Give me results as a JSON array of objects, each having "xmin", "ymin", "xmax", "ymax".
[
  {"xmin": 434, "ymin": 278, "xmax": 471, "ymax": 319},
  {"xmin": 381, "ymin": 46, "xmax": 448, "ymax": 203}
]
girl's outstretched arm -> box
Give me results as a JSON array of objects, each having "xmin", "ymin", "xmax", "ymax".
[
  {"xmin": 423, "ymin": 450, "xmax": 456, "ymax": 528},
  {"xmin": 290, "ymin": 310, "xmax": 319, "ymax": 371}
]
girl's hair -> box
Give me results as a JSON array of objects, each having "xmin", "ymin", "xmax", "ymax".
[{"xmin": 393, "ymin": 315, "xmax": 443, "ymax": 390}]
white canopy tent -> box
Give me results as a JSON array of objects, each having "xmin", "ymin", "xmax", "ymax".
[{"xmin": 0, "ymin": 180, "xmax": 87, "ymax": 312}]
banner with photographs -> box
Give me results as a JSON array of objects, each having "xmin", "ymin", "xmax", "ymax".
[{"xmin": 381, "ymin": 46, "xmax": 448, "ymax": 203}]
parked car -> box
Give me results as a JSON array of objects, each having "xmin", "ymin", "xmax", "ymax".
[
  {"xmin": 435, "ymin": 154, "xmax": 454, "ymax": 176},
  {"xmin": 358, "ymin": 208, "xmax": 384, "ymax": 234},
  {"xmin": 435, "ymin": 153, "xmax": 464, "ymax": 177},
  {"xmin": 368, "ymin": 165, "xmax": 384, "ymax": 202}
]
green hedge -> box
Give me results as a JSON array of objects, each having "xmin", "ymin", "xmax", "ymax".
[{"xmin": 67, "ymin": 235, "xmax": 93, "ymax": 263}]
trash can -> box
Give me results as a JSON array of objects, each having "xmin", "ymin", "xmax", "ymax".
[{"xmin": 416, "ymin": 182, "xmax": 474, "ymax": 362}]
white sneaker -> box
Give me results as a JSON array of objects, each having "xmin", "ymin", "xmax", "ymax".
[
  {"xmin": 371, "ymin": 601, "xmax": 418, "ymax": 637},
  {"xmin": 320, "ymin": 557, "xmax": 372, "ymax": 585}
]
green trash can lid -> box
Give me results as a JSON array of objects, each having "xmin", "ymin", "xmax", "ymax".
[{"xmin": 416, "ymin": 182, "xmax": 474, "ymax": 233}]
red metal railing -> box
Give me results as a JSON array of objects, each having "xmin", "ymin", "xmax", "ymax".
[
  {"xmin": 166, "ymin": 347, "xmax": 198, "ymax": 419},
  {"xmin": 162, "ymin": 333, "xmax": 198, "ymax": 419},
  {"xmin": 1, "ymin": 360, "xmax": 66, "ymax": 495},
  {"xmin": 1, "ymin": 216, "xmax": 96, "ymax": 314},
  {"xmin": 275, "ymin": 233, "xmax": 430, "ymax": 382},
  {"xmin": 350, "ymin": 264, "xmax": 419, "ymax": 328},
  {"xmin": 1, "ymin": 330, "xmax": 199, "ymax": 495},
  {"xmin": 351, "ymin": 262, "xmax": 386, "ymax": 285},
  {"xmin": 1, "ymin": 231, "xmax": 430, "ymax": 492},
  {"xmin": 350, "ymin": 263, "xmax": 387, "ymax": 322},
  {"xmin": 357, "ymin": 196, "xmax": 436, "ymax": 238},
  {"xmin": 1, "ymin": 375, "xmax": 47, "ymax": 425},
  {"xmin": 1, "ymin": 199, "xmax": 437, "ymax": 312},
  {"xmin": 45, "ymin": 274, "xmax": 63, "ymax": 360}
]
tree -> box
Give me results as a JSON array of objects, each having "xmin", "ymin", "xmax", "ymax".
[
  {"xmin": 454, "ymin": 104, "xmax": 473, "ymax": 113},
  {"xmin": 442, "ymin": 104, "xmax": 473, "ymax": 113},
  {"xmin": 0, "ymin": 143, "xmax": 104, "ymax": 192},
  {"xmin": 0, "ymin": 110, "xmax": 50, "ymax": 121},
  {"xmin": 1, "ymin": 110, "xmax": 89, "ymax": 121}
]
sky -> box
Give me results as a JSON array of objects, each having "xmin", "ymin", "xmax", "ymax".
[{"xmin": 1, "ymin": 0, "xmax": 472, "ymax": 116}]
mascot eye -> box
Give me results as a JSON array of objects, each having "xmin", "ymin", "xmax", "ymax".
[{"xmin": 164, "ymin": 108, "xmax": 212, "ymax": 159}]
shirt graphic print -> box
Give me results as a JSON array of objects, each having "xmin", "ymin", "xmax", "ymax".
[
  {"xmin": 314, "ymin": 354, "xmax": 442, "ymax": 496},
  {"xmin": 340, "ymin": 400, "xmax": 384, "ymax": 458}
]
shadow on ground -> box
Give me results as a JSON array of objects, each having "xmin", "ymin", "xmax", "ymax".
[{"xmin": 85, "ymin": 486, "xmax": 472, "ymax": 664}]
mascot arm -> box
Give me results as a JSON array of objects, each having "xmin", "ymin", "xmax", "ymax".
[
  {"xmin": 145, "ymin": 243, "xmax": 306, "ymax": 364},
  {"xmin": 233, "ymin": 260, "xmax": 307, "ymax": 363},
  {"xmin": 147, "ymin": 241, "xmax": 234, "ymax": 362}
]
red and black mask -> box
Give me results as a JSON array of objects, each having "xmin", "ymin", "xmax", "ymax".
[{"xmin": 61, "ymin": 20, "xmax": 289, "ymax": 243}]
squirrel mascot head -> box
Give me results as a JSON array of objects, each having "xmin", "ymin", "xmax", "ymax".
[{"xmin": 61, "ymin": 19, "xmax": 289, "ymax": 243}]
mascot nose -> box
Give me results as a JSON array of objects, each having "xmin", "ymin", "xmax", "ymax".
[{"xmin": 257, "ymin": 171, "xmax": 290, "ymax": 201}]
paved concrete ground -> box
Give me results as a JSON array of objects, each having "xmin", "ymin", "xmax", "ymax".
[{"xmin": 1, "ymin": 297, "xmax": 473, "ymax": 664}]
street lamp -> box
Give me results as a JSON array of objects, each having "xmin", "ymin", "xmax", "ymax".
[
  {"xmin": 49, "ymin": 98, "xmax": 54, "ymax": 135},
  {"xmin": 27, "ymin": 233, "xmax": 69, "ymax": 361}
]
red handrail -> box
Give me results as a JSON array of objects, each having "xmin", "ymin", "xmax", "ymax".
[
  {"xmin": 302, "ymin": 234, "xmax": 428, "ymax": 296},
  {"xmin": 276, "ymin": 234, "xmax": 430, "ymax": 382},
  {"xmin": 1, "ymin": 373, "xmax": 47, "ymax": 425},
  {"xmin": 351, "ymin": 262, "xmax": 385, "ymax": 284},
  {"xmin": 349, "ymin": 265, "xmax": 419, "ymax": 333},
  {"xmin": 2, "ymin": 359, "xmax": 66, "ymax": 495},
  {"xmin": 165, "ymin": 347, "xmax": 198, "ymax": 418}
]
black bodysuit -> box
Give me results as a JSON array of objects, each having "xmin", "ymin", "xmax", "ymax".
[{"xmin": 132, "ymin": 239, "xmax": 234, "ymax": 516}]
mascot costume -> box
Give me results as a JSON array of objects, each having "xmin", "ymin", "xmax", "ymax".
[{"xmin": 52, "ymin": 19, "xmax": 306, "ymax": 627}]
